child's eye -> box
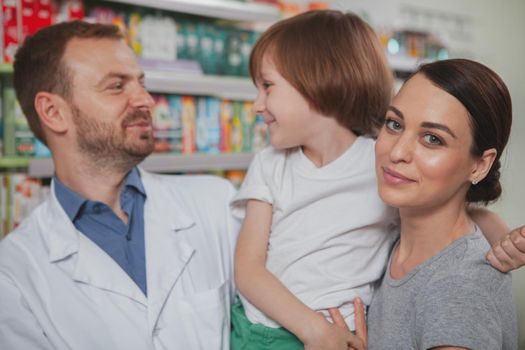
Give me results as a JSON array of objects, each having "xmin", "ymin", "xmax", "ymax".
[
  {"xmin": 262, "ymin": 81, "xmax": 272, "ymax": 90},
  {"xmin": 423, "ymin": 133, "xmax": 443, "ymax": 145},
  {"xmin": 385, "ymin": 118, "xmax": 402, "ymax": 131}
]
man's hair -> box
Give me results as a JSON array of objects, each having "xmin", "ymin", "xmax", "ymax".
[
  {"xmin": 250, "ymin": 10, "xmax": 393, "ymax": 135},
  {"xmin": 13, "ymin": 21, "xmax": 123, "ymax": 145}
]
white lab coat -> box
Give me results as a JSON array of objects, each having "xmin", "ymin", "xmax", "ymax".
[{"xmin": 0, "ymin": 170, "xmax": 240, "ymax": 350}]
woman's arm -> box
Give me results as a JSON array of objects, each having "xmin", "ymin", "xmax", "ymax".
[{"xmin": 235, "ymin": 199, "xmax": 353, "ymax": 349}]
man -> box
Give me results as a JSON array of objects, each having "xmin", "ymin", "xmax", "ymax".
[{"xmin": 0, "ymin": 21, "xmax": 239, "ymax": 349}]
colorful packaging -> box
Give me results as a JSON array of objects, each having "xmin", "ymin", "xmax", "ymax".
[
  {"xmin": 230, "ymin": 101, "xmax": 243, "ymax": 153},
  {"xmin": 180, "ymin": 95, "xmax": 196, "ymax": 154},
  {"xmin": 206, "ymin": 97, "xmax": 221, "ymax": 154},
  {"xmin": 128, "ymin": 12, "xmax": 142, "ymax": 56},
  {"xmin": 2, "ymin": 0, "xmax": 20, "ymax": 63},
  {"xmin": 241, "ymin": 101, "xmax": 256, "ymax": 152},
  {"xmin": 167, "ymin": 95, "xmax": 183, "ymax": 153},
  {"xmin": 219, "ymin": 99, "xmax": 234, "ymax": 153},
  {"xmin": 252, "ymin": 114, "xmax": 268, "ymax": 152},
  {"xmin": 195, "ymin": 96, "xmax": 208, "ymax": 152},
  {"xmin": 224, "ymin": 170, "xmax": 246, "ymax": 189},
  {"xmin": 198, "ymin": 23, "xmax": 217, "ymax": 74},
  {"xmin": 152, "ymin": 95, "xmax": 172, "ymax": 153},
  {"xmin": 225, "ymin": 30, "xmax": 242, "ymax": 76}
]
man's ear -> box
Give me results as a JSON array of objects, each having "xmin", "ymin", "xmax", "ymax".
[
  {"xmin": 34, "ymin": 92, "xmax": 69, "ymax": 134},
  {"xmin": 470, "ymin": 148, "xmax": 497, "ymax": 184}
]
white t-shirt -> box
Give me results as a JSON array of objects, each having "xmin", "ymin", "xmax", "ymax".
[{"xmin": 231, "ymin": 136, "xmax": 398, "ymax": 329}]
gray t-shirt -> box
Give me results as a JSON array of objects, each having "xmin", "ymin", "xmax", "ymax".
[{"xmin": 368, "ymin": 227, "xmax": 517, "ymax": 349}]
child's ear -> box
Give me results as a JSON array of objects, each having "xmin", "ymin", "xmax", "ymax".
[
  {"xmin": 470, "ymin": 148, "xmax": 497, "ymax": 184},
  {"xmin": 34, "ymin": 92, "xmax": 70, "ymax": 134}
]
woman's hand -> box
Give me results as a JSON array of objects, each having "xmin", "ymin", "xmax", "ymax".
[
  {"xmin": 487, "ymin": 225, "xmax": 525, "ymax": 272},
  {"xmin": 302, "ymin": 298, "xmax": 367, "ymax": 350}
]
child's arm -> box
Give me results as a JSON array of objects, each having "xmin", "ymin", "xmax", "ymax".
[
  {"xmin": 486, "ymin": 226, "xmax": 525, "ymax": 272},
  {"xmin": 469, "ymin": 207, "xmax": 525, "ymax": 272},
  {"xmin": 469, "ymin": 207, "xmax": 510, "ymax": 245},
  {"xmin": 235, "ymin": 199, "xmax": 354, "ymax": 349}
]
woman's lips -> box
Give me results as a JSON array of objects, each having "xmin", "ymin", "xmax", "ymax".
[{"xmin": 382, "ymin": 166, "xmax": 416, "ymax": 185}]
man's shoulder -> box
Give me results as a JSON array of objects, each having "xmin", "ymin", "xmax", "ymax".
[
  {"xmin": 140, "ymin": 171, "xmax": 236, "ymax": 208},
  {"xmin": 0, "ymin": 206, "xmax": 46, "ymax": 270}
]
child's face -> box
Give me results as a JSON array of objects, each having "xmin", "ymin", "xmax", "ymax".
[{"xmin": 252, "ymin": 54, "xmax": 323, "ymax": 150}]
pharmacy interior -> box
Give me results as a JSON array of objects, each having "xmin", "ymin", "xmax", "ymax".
[{"xmin": 1, "ymin": 0, "xmax": 524, "ymax": 346}]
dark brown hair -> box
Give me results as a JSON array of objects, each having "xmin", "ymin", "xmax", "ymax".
[
  {"xmin": 416, "ymin": 59, "xmax": 512, "ymax": 204},
  {"xmin": 249, "ymin": 10, "xmax": 393, "ymax": 135},
  {"xmin": 13, "ymin": 21, "xmax": 123, "ymax": 145}
]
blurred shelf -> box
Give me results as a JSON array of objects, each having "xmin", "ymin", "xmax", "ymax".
[
  {"xmin": 145, "ymin": 70, "xmax": 256, "ymax": 100},
  {"xmin": 0, "ymin": 157, "xmax": 30, "ymax": 168},
  {"xmin": 0, "ymin": 63, "xmax": 13, "ymax": 74},
  {"xmin": 28, "ymin": 153, "xmax": 254, "ymax": 177},
  {"xmin": 387, "ymin": 54, "xmax": 434, "ymax": 73},
  {"xmin": 105, "ymin": 0, "xmax": 280, "ymax": 22},
  {"xmin": 0, "ymin": 63, "xmax": 255, "ymax": 99}
]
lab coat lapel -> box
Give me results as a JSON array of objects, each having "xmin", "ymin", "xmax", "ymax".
[
  {"xmin": 140, "ymin": 171, "xmax": 196, "ymax": 332},
  {"xmin": 46, "ymin": 181, "xmax": 147, "ymax": 306}
]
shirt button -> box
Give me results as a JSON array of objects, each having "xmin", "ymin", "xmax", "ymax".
[{"xmin": 93, "ymin": 204, "xmax": 102, "ymax": 213}]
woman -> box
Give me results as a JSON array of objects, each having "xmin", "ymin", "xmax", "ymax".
[{"xmin": 368, "ymin": 59, "xmax": 517, "ymax": 349}]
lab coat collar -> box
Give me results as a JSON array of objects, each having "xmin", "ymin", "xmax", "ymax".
[
  {"xmin": 45, "ymin": 171, "xmax": 199, "ymax": 325},
  {"xmin": 45, "ymin": 180, "xmax": 148, "ymax": 305}
]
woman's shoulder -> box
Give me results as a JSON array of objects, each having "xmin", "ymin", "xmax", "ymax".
[{"xmin": 427, "ymin": 230, "xmax": 512, "ymax": 297}]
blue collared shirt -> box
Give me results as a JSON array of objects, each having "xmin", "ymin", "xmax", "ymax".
[{"xmin": 54, "ymin": 167, "xmax": 148, "ymax": 296}]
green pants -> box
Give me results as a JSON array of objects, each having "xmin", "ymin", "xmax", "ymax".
[{"xmin": 230, "ymin": 301, "xmax": 304, "ymax": 350}]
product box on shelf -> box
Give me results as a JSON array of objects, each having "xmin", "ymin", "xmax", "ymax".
[
  {"xmin": 219, "ymin": 99, "xmax": 234, "ymax": 153},
  {"xmin": 196, "ymin": 96, "xmax": 220, "ymax": 154},
  {"xmin": 230, "ymin": 101, "xmax": 243, "ymax": 153},
  {"xmin": 180, "ymin": 95, "xmax": 196, "ymax": 154},
  {"xmin": 0, "ymin": 173, "xmax": 49, "ymax": 236},
  {"xmin": 2, "ymin": 0, "xmax": 20, "ymax": 63}
]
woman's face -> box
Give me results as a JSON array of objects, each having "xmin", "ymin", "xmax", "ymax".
[{"xmin": 375, "ymin": 74, "xmax": 481, "ymax": 212}]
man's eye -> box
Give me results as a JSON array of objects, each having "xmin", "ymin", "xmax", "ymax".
[{"xmin": 108, "ymin": 82, "xmax": 123, "ymax": 90}]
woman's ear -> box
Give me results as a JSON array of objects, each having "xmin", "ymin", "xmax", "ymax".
[
  {"xmin": 34, "ymin": 92, "xmax": 69, "ymax": 134},
  {"xmin": 470, "ymin": 148, "xmax": 497, "ymax": 184}
]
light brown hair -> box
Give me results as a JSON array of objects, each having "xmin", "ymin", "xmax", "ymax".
[{"xmin": 250, "ymin": 10, "xmax": 393, "ymax": 135}]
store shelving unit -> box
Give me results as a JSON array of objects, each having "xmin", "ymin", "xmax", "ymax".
[
  {"xmin": 28, "ymin": 153, "xmax": 255, "ymax": 178},
  {"xmin": 1, "ymin": 1, "xmax": 269, "ymax": 177},
  {"xmin": 387, "ymin": 54, "xmax": 434, "ymax": 73},
  {"xmin": 145, "ymin": 70, "xmax": 256, "ymax": 100},
  {"xmin": 105, "ymin": 0, "xmax": 281, "ymax": 22}
]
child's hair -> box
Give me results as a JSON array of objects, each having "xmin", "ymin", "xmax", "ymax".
[{"xmin": 249, "ymin": 10, "xmax": 393, "ymax": 135}]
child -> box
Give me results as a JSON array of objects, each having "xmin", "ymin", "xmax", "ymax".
[
  {"xmin": 230, "ymin": 10, "xmax": 395, "ymax": 349},
  {"xmin": 230, "ymin": 9, "xmax": 524, "ymax": 350}
]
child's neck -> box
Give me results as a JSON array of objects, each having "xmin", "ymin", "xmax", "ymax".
[{"xmin": 301, "ymin": 122, "xmax": 357, "ymax": 168}]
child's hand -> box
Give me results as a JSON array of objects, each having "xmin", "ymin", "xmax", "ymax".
[
  {"xmin": 487, "ymin": 225, "xmax": 525, "ymax": 272},
  {"xmin": 303, "ymin": 298, "xmax": 367, "ymax": 350},
  {"xmin": 329, "ymin": 298, "xmax": 368, "ymax": 350}
]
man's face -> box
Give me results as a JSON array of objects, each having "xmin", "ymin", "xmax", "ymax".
[{"xmin": 62, "ymin": 38, "xmax": 155, "ymax": 167}]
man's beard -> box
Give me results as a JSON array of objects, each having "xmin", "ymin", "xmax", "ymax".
[{"xmin": 71, "ymin": 104, "xmax": 155, "ymax": 171}]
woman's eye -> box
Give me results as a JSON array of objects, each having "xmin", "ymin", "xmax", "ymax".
[
  {"xmin": 385, "ymin": 118, "xmax": 402, "ymax": 131},
  {"xmin": 423, "ymin": 133, "xmax": 443, "ymax": 145},
  {"xmin": 262, "ymin": 81, "xmax": 272, "ymax": 90}
]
